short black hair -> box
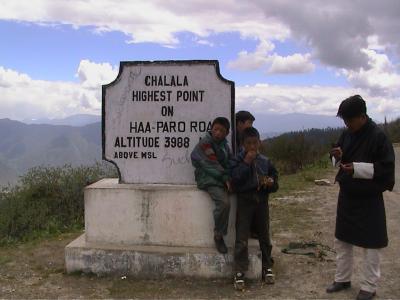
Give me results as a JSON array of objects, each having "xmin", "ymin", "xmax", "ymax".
[
  {"xmin": 337, "ymin": 95, "xmax": 367, "ymax": 119},
  {"xmin": 212, "ymin": 117, "xmax": 230, "ymax": 132},
  {"xmin": 236, "ymin": 110, "xmax": 255, "ymax": 123},
  {"xmin": 242, "ymin": 126, "xmax": 260, "ymax": 142}
]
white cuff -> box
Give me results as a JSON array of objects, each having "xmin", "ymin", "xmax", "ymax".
[{"xmin": 353, "ymin": 162, "xmax": 374, "ymax": 179}]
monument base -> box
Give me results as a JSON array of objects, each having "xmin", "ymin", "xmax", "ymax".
[
  {"xmin": 65, "ymin": 234, "xmax": 262, "ymax": 279},
  {"xmin": 65, "ymin": 179, "xmax": 262, "ymax": 279}
]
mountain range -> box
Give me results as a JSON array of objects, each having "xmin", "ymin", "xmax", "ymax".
[
  {"xmin": 0, "ymin": 113, "xmax": 344, "ymax": 187},
  {"xmin": 0, "ymin": 118, "xmax": 101, "ymax": 186},
  {"xmin": 21, "ymin": 112, "xmax": 344, "ymax": 135},
  {"xmin": 23, "ymin": 114, "xmax": 101, "ymax": 127},
  {"xmin": 253, "ymin": 113, "xmax": 343, "ymax": 138}
]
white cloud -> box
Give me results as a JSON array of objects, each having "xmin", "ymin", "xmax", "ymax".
[
  {"xmin": 343, "ymin": 49, "xmax": 400, "ymax": 96},
  {"xmin": 267, "ymin": 53, "xmax": 315, "ymax": 74},
  {"xmin": 0, "ymin": 61, "xmax": 118, "ymax": 121},
  {"xmin": 1, "ymin": 0, "xmax": 399, "ymax": 68},
  {"xmin": 0, "ymin": 0, "xmax": 399, "ymax": 119},
  {"xmin": 227, "ymin": 39, "xmax": 274, "ymax": 71},
  {"xmin": 236, "ymin": 83, "xmax": 400, "ymax": 121},
  {"xmin": 76, "ymin": 59, "xmax": 118, "ymax": 90},
  {"xmin": 228, "ymin": 40, "xmax": 315, "ymax": 74},
  {"xmin": 0, "ymin": 0, "xmax": 289, "ymax": 47},
  {"xmin": 1, "ymin": 63, "xmax": 399, "ymax": 122}
]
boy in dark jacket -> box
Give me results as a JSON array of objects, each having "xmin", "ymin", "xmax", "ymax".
[
  {"xmin": 191, "ymin": 117, "xmax": 232, "ymax": 254},
  {"xmin": 231, "ymin": 127, "xmax": 279, "ymax": 290}
]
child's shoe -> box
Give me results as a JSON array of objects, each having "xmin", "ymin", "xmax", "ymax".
[
  {"xmin": 234, "ymin": 272, "xmax": 246, "ymax": 291},
  {"xmin": 262, "ymin": 268, "xmax": 275, "ymax": 284}
]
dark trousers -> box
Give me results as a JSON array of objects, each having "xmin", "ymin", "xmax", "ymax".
[
  {"xmin": 206, "ymin": 186, "xmax": 230, "ymax": 236},
  {"xmin": 234, "ymin": 193, "xmax": 273, "ymax": 273}
]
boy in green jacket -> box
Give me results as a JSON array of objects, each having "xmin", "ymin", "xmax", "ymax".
[{"xmin": 191, "ymin": 117, "xmax": 232, "ymax": 254}]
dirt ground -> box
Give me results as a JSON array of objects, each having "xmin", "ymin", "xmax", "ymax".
[{"xmin": 0, "ymin": 147, "xmax": 399, "ymax": 299}]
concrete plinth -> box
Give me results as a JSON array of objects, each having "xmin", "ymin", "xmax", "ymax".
[
  {"xmin": 65, "ymin": 235, "xmax": 261, "ymax": 278},
  {"xmin": 65, "ymin": 179, "xmax": 262, "ymax": 278}
]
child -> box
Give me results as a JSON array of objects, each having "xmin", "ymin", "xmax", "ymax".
[
  {"xmin": 235, "ymin": 110, "xmax": 255, "ymax": 151},
  {"xmin": 190, "ymin": 117, "xmax": 232, "ymax": 254},
  {"xmin": 230, "ymin": 126, "xmax": 279, "ymax": 290}
]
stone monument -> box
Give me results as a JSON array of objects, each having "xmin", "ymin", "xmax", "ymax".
[{"xmin": 65, "ymin": 60, "xmax": 262, "ymax": 278}]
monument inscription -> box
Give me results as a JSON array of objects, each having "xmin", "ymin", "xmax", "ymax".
[{"xmin": 103, "ymin": 60, "xmax": 234, "ymax": 184}]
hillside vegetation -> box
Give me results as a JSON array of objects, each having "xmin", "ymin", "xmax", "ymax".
[
  {"xmin": 262, "ymin": 117, "xmax": 400, "ymax": 175},
  {"xmin": 0, "ymin": 119, "xmax": 101, "ymax": 186},
  {"xmin": 0, "ymin": 163, "xmax": 117, "ymax": 244},
  {"xmin": 0, "ymin": 116, "xmax": 398, "ymax": 244}
]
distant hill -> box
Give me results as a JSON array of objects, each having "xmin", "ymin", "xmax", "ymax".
[
  {"xmin": 0, "ymin": 112, "xmax": 351, "ymax": 187},
  {"xmin": 21, "ymin": 113, "xmax": 342, "ymax": 133},
  {"xmin": 0, "ymin": 160, "xmax": 18, "ymax": 187},
  {"xmin": 21, "ymin": 112, "xmax": 342, "ymax": 133},
  {"xmin": 253, "ymin": 113, "xmax": 343, "ymax": 136},
  {"xmin": 22, "ymin": 114, "xmax": 101, "ymax": 127},
  {"xmin": 0, "ymin": 119, "xmax": 101, "ymax": 186}
]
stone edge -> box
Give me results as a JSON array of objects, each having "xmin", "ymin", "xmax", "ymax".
[{"xmin": 65, "ymin": 234, "xmax": 262, "ymax": 279}]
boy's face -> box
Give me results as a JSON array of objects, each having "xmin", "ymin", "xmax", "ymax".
[
  {"xmin": 243, "ymin": 136, "xmax": 260, "ymax": 153},
  {"xmin": 237, "ymin": 120, "xmax": 253, "ymax": 133},
  {"xmin": 211, "ymin": 123, "xmax": 229, "ymax": 142},
  {"xmin": 343, "ymin": 114, "xmax": 367, "ymax": 133}
]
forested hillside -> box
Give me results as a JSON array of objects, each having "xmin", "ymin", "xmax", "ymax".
[
  {"xmin": 0, "ymin": 119, "xmax": 101, "ymax": 186},
  {"xmin": 262, "ymin": 117, "xmax": 400, "ymax": 175}
]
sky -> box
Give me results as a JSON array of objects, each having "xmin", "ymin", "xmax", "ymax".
[{"xmin": 1, "ymin": 0, "xmax": 400, "ymax": 123}]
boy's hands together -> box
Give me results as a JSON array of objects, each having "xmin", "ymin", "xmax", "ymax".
[
  {"xmin": 261, "ymin": 176, "xmax": 274, "ymax": 188},
  {"xmin": 244, "ymin": 150, "xmax": 257, "ymax": 164}
]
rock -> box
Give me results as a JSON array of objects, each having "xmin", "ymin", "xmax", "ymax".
[{"xmin": 314, "ymin": 179, "xmax": 331, "ymax": 186}]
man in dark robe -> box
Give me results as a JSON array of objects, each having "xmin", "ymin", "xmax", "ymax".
[{"xmin": 326, "ymin": 95, "xmax": 395, "ymax": 300}]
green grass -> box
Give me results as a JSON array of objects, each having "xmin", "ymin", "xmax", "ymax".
[
  {"xmin": 269, "ymin": 157, "xmax": 333, "ymax": 239},
  {"xmin": 0, "ymin": 255, "xmax": 12, "ymax": 265},
  {"xmin": 272, "ymin": 157, "xmax": 331, "ymax": 199}
]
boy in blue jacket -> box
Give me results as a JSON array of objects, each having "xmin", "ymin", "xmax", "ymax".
[
  {"xmin": 231, "ymin": 127, "xmax": 279, "ymax": 290},
  {"xmin": 191, "ymin": 117, "xmax": 232, "ymax": 254}
]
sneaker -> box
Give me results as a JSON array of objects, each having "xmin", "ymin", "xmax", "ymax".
[
  {"xmin": 262, "ymin": 268, "xmax": 275, "ymax": 284},
  {"xmin": 214, "ymin": 236, "xmax": 228, "ymax": 254},
  {"xmin": 326, "ymin": 281, "xmax": 351, "ymax": 293},
  {"xmin": 234, "ymin": 272, "xmax": 245, "ymax": 291},
  {"xmin": 356, "ymin": 290, "xmax": 376, "ymax": 300}
]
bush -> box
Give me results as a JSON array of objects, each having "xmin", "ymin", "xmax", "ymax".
[
  {"xmin": 261, "ymin": 128, "xmax": 342, "ymax": 174},
  {"xmin": 383, "ymin": 117, "xmax": 400, "ymax": 143},
  {"xmin": 0, "ymin": 162, "xmax": 117, "ymax": 244}
]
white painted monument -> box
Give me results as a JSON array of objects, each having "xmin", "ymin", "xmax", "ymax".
[
  {"xmin": 103, "ymin": 61, "xmax": 234, "ymax": 184},
  {"xmin": 65, "ymin": 61, "xmax": 262, "ymax": 279}
]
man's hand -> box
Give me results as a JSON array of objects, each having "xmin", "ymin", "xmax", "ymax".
[
  {"xmin": 225, "ymin": 181, "xmax": 231, "ymax": 192},
  {"xmin": 340, "ymin": 163, "xmax": 354, "ymax": 175},
  {"xmin": 330, "ymin": 147, "xmax": 343, "ymax": 160},
  {"xmin": 244, "ymin": 150, "xmax": 257, "ymax": 164}
]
